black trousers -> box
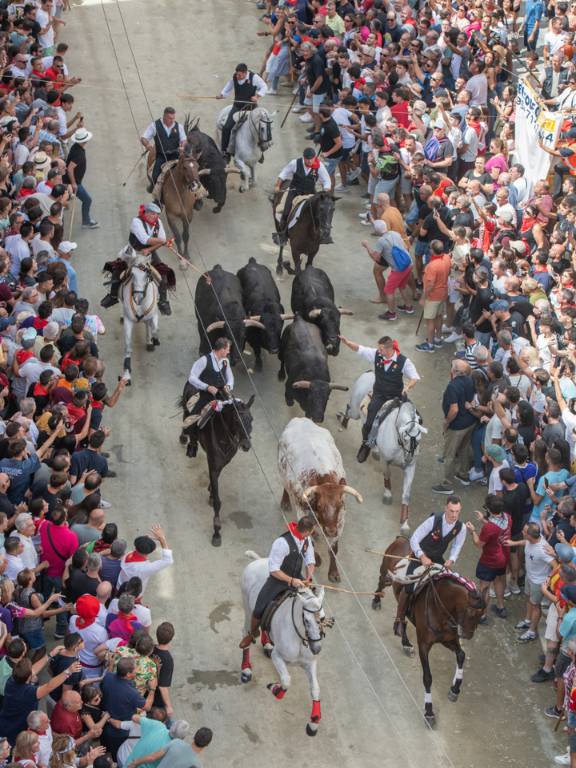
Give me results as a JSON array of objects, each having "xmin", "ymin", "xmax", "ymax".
[
  {"xmin": 221, "ymin": 108, "xmax": 240, "ymax": 153},
  {"xmin": 254, "ymin": 575, "xmax": 293, "ymax": 619},
  {"xmin": 151, "ymin": 153, "xmax": 179, "ymax": 184},
  {"xmin": 362, "ymin": 394, "xmax": 388, "ymax": 442}
]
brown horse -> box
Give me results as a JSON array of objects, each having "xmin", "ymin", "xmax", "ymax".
[
  {"xmin": 146, "ymin": 147, "xmax": 207, "ymax": 258},
  {"xmin": 372, "ymin": 536, "xmax": 485, "ymax": 726}
]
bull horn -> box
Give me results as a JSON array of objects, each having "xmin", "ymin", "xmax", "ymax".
[
  {"xmin": 248, "ymin": 315, "xmax": 261, "ymax": 321},
  {"xmin": 302, "ymin": 485, "xmax": 320, "ymax": 500},
  {"xmin": 226, "ymin": 167, "xmax": 242, "ymax": 174},
  {"xmin": 342, "ymin": 485, "xmax": 363, "ymax": 503},
  {"xmin": 292, "ymin": 380, "xmax": 311, "ymax": 389},
  {"xmin": 244, "ymin": 319, "xmax": 266, "ymax": 330},
  {"xmin": 205, "ymin": 320, "xmax": 226, "ymax": 333},
  {"xmin": 308, "ymin": 308, "xmax": 322, "ymax": 319},
  {"xmin": 328, "ymin": 383, "xmax": 349, "ymax": 392},
  {"xmin": 280, "ymin": 313, "xmax": 294, "ymax": 321},
  {"xmin": 338, "ymin": 307, "xmax": 354, "ymax": 316},
  {"xmin": 197, "ymin": 168, "xmax": 211, "ymax": 177}
]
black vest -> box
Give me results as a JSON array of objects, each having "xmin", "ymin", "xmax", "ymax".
[
  {"xmin": 199, "ymin": 353, "xmax": 228, "ymax": 390},
  {"xmin": 373, "ymin": 352, "xmax": 406, "ymax": 399},
  {"xmin": 233, "ymin": 72, "xmax": 257, "ymax": 110},
  {"xmin": 419, "ymin": 514, "xmax": 462, "ymax": 564},
  {"xmin": 128, "ymin": 218, "xmax": 160, "ymax": 251},
  {"xmin": 278, "ymin": 530, "xmax": 307, "ymax": 579},
  {"xmin": 154, "ymin": 119, "xmax": 181, "ymax": 161},
  {"xmin": 291, "ymin": 158, "xmax": 318, "ymax": 195}
]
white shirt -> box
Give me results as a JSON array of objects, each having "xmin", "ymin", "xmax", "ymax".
[
  {"xmin": 525, "ymin": 537, "xmax": 554, "ymax": 584},
  {"xmin": 544, "ymin": 30, "xmax": 565, "ymax": 56},
  {"xmin": 410, "ymin": 513, "xmax": 467, "ymax": 562},
  {"xmin": 35, "ymin": 724, "xmax": 53, "ymax": 768},
  {"xmin": 332, "ymin": 107, "xmax": 356, "ymax": 150},
  {"xmin": 268, "ymin": 530, "xmax": 315, "ymax": 573},
  {"xmin": 188, "ymin": 352, "xmax": 234, "ymax": 390},
  {"xmin": 14, "ymin": 533, "xmax": 38, "ymax": 569},
  {"xmin": 31, "ymin": 234, "xmax": 56, "ymax": 261},
  {"xmin": 68, "ymin": 615, "xmax": 108, "ymax": 667},
  {"xmin": 220, "ymin": 72, "xmax": 267, "ymax": 99},
  {"xmin": 55, "ymin": 106, "xmax": 68, "ymax": 138},
  {"xmin": 117, "ymin": 549, "xmax": 174, "ymax": 594},
  {"xmin": 460, "ymin": 125, "xmax": 479, "ymax": 162},
  {"xmin": 130, "ymin": 216, "xmax": 167, "ymax": 245},
  {"xmin": 355, "ymin": 346, "xmax": 420, "ymax": 381},
  {"xmin": 5, "ymin": 553, "xmax": 24, "ymax": 580},
  {"xmin": 5, "ymin": 234, "xmax": 30, "ymax": 276},
  {"xmin": 488, "ymin": 459, "xmax": 509, "ymax": 494},
  {"xmin": 512, "ymin": 176, "xmax": 533, "ymax": 207},
  {"xmin": 117, "ymin": 721, "xmax": 141, "ymax": 767},
  {"xmin": 141, "ymin": 120, "xmax": 186, "ymax": 144},
  {"xmin": 36, "ymin": 7, "xmax": 54, "ymax": 49},
  {"xmin": 278, "ymin": 158, "xmax": 331, "ymax": 191}
]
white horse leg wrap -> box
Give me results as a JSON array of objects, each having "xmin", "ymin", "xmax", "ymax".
[{"xmin": 424, "ymin": 692, "xmax": 433, "ymax": 704}]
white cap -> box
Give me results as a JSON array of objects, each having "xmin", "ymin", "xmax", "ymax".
[{"xmin": 58, "ymin": 241, "xmax": 77, "ymax": 254}]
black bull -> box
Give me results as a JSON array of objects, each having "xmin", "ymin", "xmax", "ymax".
[
  {"xmin": 186, "ymin": 124, "xmax": 230, "ymax": 213},
  {"xmin": 180, "ymin": 383, "xmax": 255, "ymax": 547}
]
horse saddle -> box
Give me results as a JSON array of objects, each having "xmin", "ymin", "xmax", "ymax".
[
  {"xmin": 182, "ymin": 401, "xmax": 217, "ymax": 430},
  {"xmin": 367, "ymin": 396, "xmax": 404, "ymax": 447},
  {"xmin": 261, "ymin": 590, "xmax": 295, "ymax": 635},
  {"xmin": 273, "ymin": 192, "xmax": 313, "ymax": 228},
  {"xmin": 389, "ymin": 558, "xmax": 444, "ymax": 586},
  {"xmin": 152, "ymin": 159, "xmax": 179, "ymax": 201}
]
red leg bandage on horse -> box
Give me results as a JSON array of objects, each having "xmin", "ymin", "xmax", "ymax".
[
  {"xmin": 311, "ymin": 700, "xmax": 321, "ymax": 722},
  {"xmin": 268, "ymin": 683, "xmax": 287, "ymax": 699},
  {"xmin": 241, "ymin": 650, "xmax": 251, "ymax": 670},
  {"xmin": 260, "ymin": 630, "xmax": 271, "ymax": 646}
]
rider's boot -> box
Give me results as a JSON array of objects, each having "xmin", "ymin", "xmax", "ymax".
[
  {"xmin": 356, "ymin": 442, "xmax": 371, "ymax": 463},
  {"xmin": 239, "ymin": 614, "xmax": 260, "ymax": 649},
  {"xmin": 157, "ymin": 278, "xmax": 172, "ymax": 316},
  {"xmin": 319, "ymin": 232, "xmax": 334, "ymax": 245},
  {"xmin": 394, "ymin": 589, "xmax": 408, "ymax": 637},
  {"xmin": 186, "ymin": 424, "xmax": 198, "ymax": 458},
  {"xmin": 272, "ymin": 226, "xmax": 288, "ymax": 246},
  {"xmin": 100, "ymin": 271, "xmax": 122, "ymax": 309}
]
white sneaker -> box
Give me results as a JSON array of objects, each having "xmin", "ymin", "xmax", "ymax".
[
  {"xmin": 358, "ymin": 212, "xmax": 370, "ymax": 219},
  {"xmin": 292, "ymin": 105, "xmax": 305, "ymax": 113},
  {"xmin": 489, "ymin": 587, "xmax": 495, "ymax": 599},
  {"xmin": 334, "ymin": 184, "xmax": 349, "ymax": 193},
  {"xmin": 360, "ymin": 219, "xmax": 373, "ymax": 226},
  {"xmin": 554, "ymin": 751, "xmax": 571, "ymax": 765},
  {"xmin": 299, "ymin": 113, "xmax": 313, "ymax": 123},
  {"xmin": 348, "ymin": 168, "xmax": 361, "ymax": 181},
  {"xmin": 468, "ymin": 468, "xmax": 484, "ymax": 482},
  {"xmin": 441, "ymin": 324, "xmax": 453, "ymax": 334},
  {"xmin": 508, "ymin": 583, "xmax": 521, "ymax": 595},
  {"xmin": 267, "ymin": 88, "xmax": 278, "ymax": 95},
  {"xmin": 100, "ymin": 499, "xmax": 112, "ymax": 509},
  {"xmin": 444, "ymin": 331, "xmax": 463, "ymax": 344}
]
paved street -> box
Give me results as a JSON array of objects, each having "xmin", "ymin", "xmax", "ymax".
[{"xmin": 67, "ymin": 0, "xmax": 560, "ymax": 765}]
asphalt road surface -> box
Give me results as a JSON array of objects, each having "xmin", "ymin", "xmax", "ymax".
[{"xmin": 66, "ymin": 0, "xmax": 560, "ymax": 765}]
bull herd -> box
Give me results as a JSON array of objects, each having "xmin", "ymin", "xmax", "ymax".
[{"xmin": 187, "ymin": 256, "xmax": 423, "ymax": 572}]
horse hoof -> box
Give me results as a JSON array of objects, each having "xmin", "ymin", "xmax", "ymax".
[
  {"xmin": 328, "ymin": 572, "xmax": 341, "ymax": 583},
  {"xmin": 179, "ymin": 432, "xmax": 188, "ymax": 445},
  {"xmin": 382, "ymin": 495, "xmax": 393, "ymax": 505},
  {"xmin": 239, "ymin": 187, "xmax": 245, "ymax": 193},
  {"xmin": 371, "ymin": 597, "xmax": 381, "ymax": 610},
  {"xmin": 211, "ymin": 532, "xmax": 222, "ymax": 547},
  {"xmin": 306, "ymin": 724, "xmax": 318, "ymax": 737},
  {"xmin": 447, "ymin": 689, "xmax": 459, "ymax": 702},
  {"xmin": 276, "ymin": 266, "xmax": 283, "ymax": 277},
  {"xmin": 146, "ymin": 343, "xmax": 155, "ymax": 352},
  {"xmin": 240, "ymin": 669, "xmax": 252, "ymax": 684},
  {"xmin": 336, "ymin": 412, "xmax": 349, "ymax": 429},
  {"xmin": 400, "ymin": 520, "xmax": 410, "ymax": 532},
  {"xmin": 425, "ymin": 714, "xmax": 436, "ymax": 728},
  {"xmin": 403, "ymin": 645, "xmax": 415, "ymax": 658},
  {"xmin": 152, "ymin": 337, "xmax": 160, "ymax": 346},
  {"xmin": 263, "ymin": 646, "xmax": 273, "ymax": 659},
  {"xmin": 213, "ymin": 205, "xmax": 222, "ymax": 213}
]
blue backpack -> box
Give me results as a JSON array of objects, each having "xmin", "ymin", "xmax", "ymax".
[{"xmin": 391, "ymin": 244, "xmax": 412, "ymax": 272}]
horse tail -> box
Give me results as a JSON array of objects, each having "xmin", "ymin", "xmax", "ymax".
[
  {"xmin": 245, "ymin": 550, "xmax": 261, "ymax": 561},
  {"xmin": 184, "ymin": 113, "xmax": 198, "ymax": 135}
]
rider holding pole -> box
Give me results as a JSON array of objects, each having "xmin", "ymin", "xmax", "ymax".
[
  {"xmin": 394, "ymin": 496, "xmax": 467, "ymax": 636},
  {"xmin": 216, "ymin": 63, "xmax": 267, "ymax": 159},
  {"xmin": 339, "ymin": 334, "xmax": 420, "ymax": 463},
  {"xmin": 239, "ymin": 516, "xmax": 317, "ymax": 649},
  {"xmin": 101, "ymin": 202, "xmax": 175, "ymax": 316}
]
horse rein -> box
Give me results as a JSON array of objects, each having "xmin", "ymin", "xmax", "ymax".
[
  {"xmin": 291, "ymin": 593, "xmax": 322, "ymax": 647},
  {"xmin": 425, "ymin": 576, "xmax": 460, "ymax": 635},
  {"xmin": 127, "ymin": 264, "xmax": 156, "ymax": 321}
]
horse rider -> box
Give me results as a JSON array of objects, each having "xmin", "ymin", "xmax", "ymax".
[
  {"xmin": 239, "ymin": 515, "xmax": 317, "ymax": 649},
  {"xmin": 186, "ymin": 337, "xmax": 234, "ymax": 458},
  {"xmin": 141, "ymin": 106, "xmax": 187, "ymax": 190},
  {"xmin": 394, "ymin": 495, "xmax": 467, "ymax": 636},
  {"xmin": 339, "ymin": 334, "xmax": 420, "ymax": 463},
  {"xmin": 101, "ymin": 202, "xmax": 175, "ymax": 316},
  {"xmin": 216, "ymin": 62, "xmax": 267, "ymax": 159},
  {"xmin": 273, "ymin": 147, "xmax": 332, "ymax": 246}
]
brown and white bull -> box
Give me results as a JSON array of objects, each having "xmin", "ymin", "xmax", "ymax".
[{"xmin": 278, "ymin": 417, "xmax": 362, "ymax": 582}]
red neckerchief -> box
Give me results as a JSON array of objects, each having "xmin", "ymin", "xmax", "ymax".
[
  {"xmin": 16, "ymin": 349, "xmax": 33, "ymax": 364},
  {"xmin": 33, "ymin": 383, "xmax": 48, "ymax": 396},
  {"xmin": 33, "ymin": 317, "xmax": 48, "ymax": 331},
  {"xmin": 288, "ymin": 521, "xmax": 306, "ymax": 540},
  {"xmin": 125, "ymin": 551, "xmax": 147, "ymax": 563},
  {"xmin": 91, "ymin": 400, "xmax": 104, "ymax": 410}
]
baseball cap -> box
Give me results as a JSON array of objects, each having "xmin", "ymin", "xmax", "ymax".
[
  {"xmin": 143, "ymin": 202, "xmax": 162, "ymax": 214},
  {"xmin": 486, "ymin": 444, "xmax": 506, "ymax": 462},
  {"xmin": 556, "ymin": 543, "xmax": 575, "ymax": 563},
  {"xmin": 58, "ymin": 241, "xmax": 77, "ymax": 254}
]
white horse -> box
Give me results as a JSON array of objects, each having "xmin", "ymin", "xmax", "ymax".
[
  {"xmin": 338, "ymin": 372, "xmax": 427, "ymax": 530},
  {"xmin": 240, "ymin": 553, "xmax": 331, "ymax": 736},
  {"xmin": 121, "ymin": 248, "xmax": 160, "ymax": 384},
  {"xmin": 216, "ymin": 106, "xmax": 273, "ymax": 192}
]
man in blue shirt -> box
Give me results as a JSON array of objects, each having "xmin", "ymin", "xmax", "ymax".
[
  {"xmin": 524, "ymin": 0, "xmax": 545, "ymax": 50},
  {"xmin": 101, "ymin": 658, "xmax": 147, "ymax": 759}
]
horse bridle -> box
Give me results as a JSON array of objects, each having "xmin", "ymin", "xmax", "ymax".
[
  {"xmin": 128, "ymin": 264, "xmax": 155, "ymax": 321},
  {"xmin": 291, "ymin": 592, "xmax": 323, "ymax": 648},
  {"xmin": 395, "ymin": 401, "xmax": 422, "ymax": 461},
  {"xmin": 246, "ymin": 110, "xmax": 272, "ymax": 150},
  {"xmin": 425, "ymin": 577, "xmax": 460, "ymax": 635}
]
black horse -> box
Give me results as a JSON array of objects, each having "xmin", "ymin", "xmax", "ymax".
[
  {"xmin": 273, "ymin": 191, "xmax": 338, "ymax": 276},
  {"xmin": 180, "ymin": 384, "xmax": 255, "ymax": 546}
]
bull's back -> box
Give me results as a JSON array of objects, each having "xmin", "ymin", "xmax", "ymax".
[
  {"xmin": 282, "ymin": 320, "xmax": 327, "ymax": 376},
  {"xmin": 278, "ymin": 417, "xmax": 344, "ymax": 483}
]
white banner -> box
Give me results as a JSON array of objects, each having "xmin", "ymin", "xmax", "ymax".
[{"xmin": 515, "ymin": 78, "xmax": 563, "ymax": 185}]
